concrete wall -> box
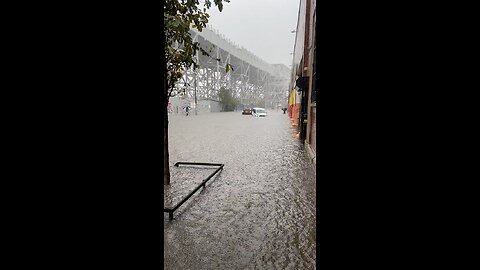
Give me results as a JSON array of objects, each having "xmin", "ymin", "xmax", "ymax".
[
  {"xmin": 196, "ymin": 99, "xmax": 221, "ymax": 114},
  {"xmin": 210, "ymin": 100, "xmax": 221, "ymax": 112},
  {"xmin": 196, "ymin": 100, "xmax": 210, "ymax": 114},
  {"xmin": 169, "ymin": 96, "xmax": 193, "ymax": 115}
]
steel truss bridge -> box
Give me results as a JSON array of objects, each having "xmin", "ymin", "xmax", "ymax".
[{"xmin": 174, "ymin": 25, "xmax": 291, "ymax": 109}]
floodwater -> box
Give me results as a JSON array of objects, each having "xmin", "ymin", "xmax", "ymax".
[{"xmin": 164, "ymin": 110, "xmax": 316, "ymax": 269}]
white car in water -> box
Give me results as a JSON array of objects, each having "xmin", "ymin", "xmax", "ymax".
[{"xmin": 252, "ymin": 107, "xmax": 267, "ymax": 117}]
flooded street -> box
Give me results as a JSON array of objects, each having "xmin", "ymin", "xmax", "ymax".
[{"xmin": 164, "ymin": 110, "xmax": 316, "ymax": 269}]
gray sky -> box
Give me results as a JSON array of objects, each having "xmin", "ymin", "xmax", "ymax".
[{"xmin": 206, "ymin": 0, "xmax": 300, "ymax": 68}]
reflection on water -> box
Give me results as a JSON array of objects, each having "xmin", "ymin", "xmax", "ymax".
[{"xmin": 164, "ymin": 111, "xmax": 316, "ymax": 269}]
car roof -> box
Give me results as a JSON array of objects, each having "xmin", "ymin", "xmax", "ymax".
[{"xmin": 252, "ymin": 107, "xmax": 265, "ymax": 110}]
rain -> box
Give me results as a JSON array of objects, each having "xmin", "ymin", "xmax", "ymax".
[{"xmin": 164, "ymin": 0, "xmax": 317, "ymax": 269}]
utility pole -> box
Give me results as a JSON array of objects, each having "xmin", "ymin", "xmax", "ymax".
[{"xmin": 194, "ymin": 71, "xmax": 197, "ymax": 115}]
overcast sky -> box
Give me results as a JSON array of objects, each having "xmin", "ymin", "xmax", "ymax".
[{"xmin": 206, "ymin": 0, "xmax": 300, "ymax": 68}]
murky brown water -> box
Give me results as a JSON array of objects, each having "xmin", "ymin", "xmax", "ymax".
[{"xmin": 164, "ymin": 110, "xmax": 316, "ymax": 269}]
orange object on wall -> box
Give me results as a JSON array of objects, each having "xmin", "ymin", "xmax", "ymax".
[{"xmin": 290, "ymin": 104, "xmax": 300, "ymax": 127}]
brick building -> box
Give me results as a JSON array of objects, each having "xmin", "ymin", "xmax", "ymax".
[{"xmin": 290, "ymin": 0, "xmax": 316, "ymax": 166}]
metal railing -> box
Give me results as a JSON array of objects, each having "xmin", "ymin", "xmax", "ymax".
[{"xmin": 164, "ymin": 162, "xmax": 224, "ymax": 221}]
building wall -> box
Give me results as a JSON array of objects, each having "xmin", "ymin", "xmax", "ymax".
[
  {"xmin": 309, "ymin": 106, "xmax": 316, "ymax": 154},
  {"xmin": 291, "ymin": 104, "xmax": 301, "ymax": 127},
  {"xmin": 290, "ymin": 0, "xmax": 312, "ymax": 138},
  {"xmin": 290, "ymin": 0, "xmax": 316, "ymax": 165},
  {"xmin": 292, "ymin": 0, "xmax": 307, "ymax": 78},
  {"xmin": 305, "ymin": 0, "xmax": 316, "ymax": 160},
  {"xmin": 196, "ymin": 99, "xmax": 221, "ymax": 114},
  {"xmin": 169, "ymin": 96, "xmax": 222, "ymax": 115},
  {"xmin": 288, "ymin": 88, "xmax": 302, "ymax": 129},
  {"xmin": 196, "ymin": 100, "xmax": 211, "ymax": 114},
  {"xmin": 209, "ymin": 100, "xmax": 221, "ymax": 112},
  {"xmin": 169, "ymin": 96, "xmax": 192, "ymax": 115}
]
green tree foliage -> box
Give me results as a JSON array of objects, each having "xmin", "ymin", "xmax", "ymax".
[
  {"xmin": 218, "ymin": 87, "xmax": 239, "ymax": 111},
  {"xmin": 164, "ymin": 0, "xmax": 231, "ymax": 185}
]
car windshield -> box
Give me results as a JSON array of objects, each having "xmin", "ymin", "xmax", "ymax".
[{"xmin": 256, "ymin": 109, "xmax": 265, "ymax": 113}]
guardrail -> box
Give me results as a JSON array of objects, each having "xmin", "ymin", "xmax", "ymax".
[{"xmin": 164, "ymin": 162, "xmax": 224, "ymax": 221}]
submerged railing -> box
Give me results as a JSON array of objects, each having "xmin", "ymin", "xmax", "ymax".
[{"xmin": 164, "ymin": 162, "xmax": 224, "ymax": 221}]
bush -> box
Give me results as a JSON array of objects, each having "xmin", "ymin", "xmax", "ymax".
[{"xmin": 218, "ymin": 87, "xmax": 239, "ymax": 111}]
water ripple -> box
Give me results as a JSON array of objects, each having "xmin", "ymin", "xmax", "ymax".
[{"xmin": 165, "ymin": 111, "xmax": 316, "ymax": 269}]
